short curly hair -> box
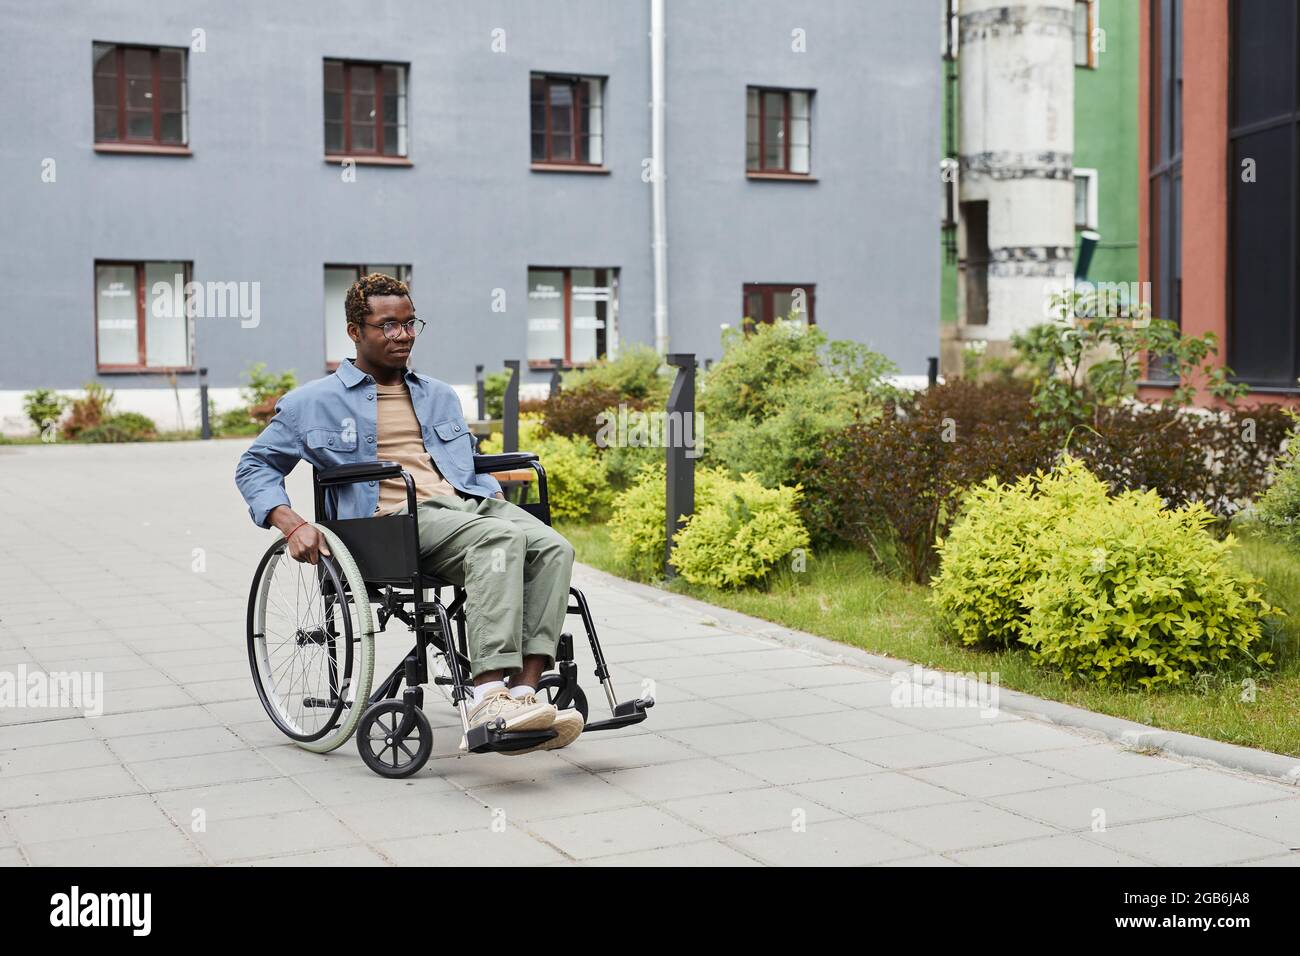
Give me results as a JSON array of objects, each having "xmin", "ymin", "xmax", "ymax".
[{"xmin": 345, "ymin": 272, "xmax": 412, "ymax": 327}]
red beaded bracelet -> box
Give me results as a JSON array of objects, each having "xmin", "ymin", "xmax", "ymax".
[{"xmin": 283, "ymin": 521, "xmax": 309, "ymax": 543}]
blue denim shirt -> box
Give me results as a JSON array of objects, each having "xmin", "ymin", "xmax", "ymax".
[{"xmin": 235, "ymin": 359, "xmax": 501, "ymax": 527}]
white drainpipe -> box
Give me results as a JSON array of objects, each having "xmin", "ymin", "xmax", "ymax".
[{"xmin": 650, "ymin": 0, "xmax": 669, "ymax": 355}]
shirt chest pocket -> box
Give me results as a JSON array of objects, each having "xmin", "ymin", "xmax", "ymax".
[
  {"xmin": 305, "ymin": 427, "xmax": 358, "ymax": 458},
  {"xmin": 432, "ymin": 419, "xmax": 469, "ymax": 443}
]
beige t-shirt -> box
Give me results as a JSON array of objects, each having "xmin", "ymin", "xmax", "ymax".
[{"xmin": 374, "ymin": 382, "xmax": 456, "ymax": 514}]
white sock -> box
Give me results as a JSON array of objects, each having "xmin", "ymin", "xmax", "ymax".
[
  {"xmin": 508, "ymin": 684, "xmax": 536, "ymax": 699},
  {"xmin": 472, "ymin": 680, "xmax": 506, "ymax": 705}
]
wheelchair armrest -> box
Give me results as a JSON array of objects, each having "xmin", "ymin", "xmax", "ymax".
[
  {"xmin": 473, "ymin": 452, "xmax": 539, "ymax": 474},
  {"xmin": 316, "ymin": 460, "xmax": 405, "ymax": 486}
]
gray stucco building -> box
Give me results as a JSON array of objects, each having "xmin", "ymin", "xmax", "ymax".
[{"xmin": 0, "ymin": 0, "xmax": 940, "ymax": 431}]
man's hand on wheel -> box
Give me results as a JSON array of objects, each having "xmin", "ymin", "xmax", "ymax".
[{"xmin": 269, "ymin": 506, "xmax": 332, "ymax": 564}]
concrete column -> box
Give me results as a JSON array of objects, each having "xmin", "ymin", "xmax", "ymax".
[{"xmin": 957, "ymin": 0, "xmax": 1076, "ymax": 346}]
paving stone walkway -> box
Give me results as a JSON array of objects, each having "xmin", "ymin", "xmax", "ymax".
[{"xmin": 0, "ymin": 440, "xmax": 1297, "ymax": 866}]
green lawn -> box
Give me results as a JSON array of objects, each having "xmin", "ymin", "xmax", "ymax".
[{"xmin": 558, "ymin": 520, "xmax": 1300, "ymax": 757}]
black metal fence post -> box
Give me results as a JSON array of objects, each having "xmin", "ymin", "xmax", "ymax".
[
  {"xmin": 475, "ymin": 364, "xmax": 485, "ymax": 420},
  {"xmin": 503, "ymin": 359, "xmax": 520, "ymax": 453},
  {"xmin": 927, "ymin": 356, "xmax": 939, "ymax": 388},
  {"xmin": 664, "ymin": 353, "xmax": 696, "ymax": 577},
  {"xmin": 549, "ymin": 357, "xmax": 564, "ymax": 397},
  {"xmin": 199, "ymin": 366, "xmax": 211, "ymax": 440}
]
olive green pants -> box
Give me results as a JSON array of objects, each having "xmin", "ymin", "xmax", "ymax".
[{"xmin": 401, "ymin": 495, "xmax": 575, "ymax": 678}]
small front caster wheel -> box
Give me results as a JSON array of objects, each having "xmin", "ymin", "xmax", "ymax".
[{"xmin": 357, "ymin": 700, "xmax": 432, "ymax": 778}]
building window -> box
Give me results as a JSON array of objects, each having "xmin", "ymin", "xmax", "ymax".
[
  {"xmin": 1149, "ymin": 0, "xmax": 1182, "ymax": 351},
  {"xmin": 1074, "ymin": 168, "xmax": 1099, "ymax": 229},
  {"xmin": 530, "ymin": 74, "xmax": 604, "ymax": 166},
  {"xmin": 1228, "ymin": 0, "xmax": 1299, "ymax": 387},
  {"xmin": 742, "ymin": 284, "xmax": 816, "ymax": 328},
  {"xmin": 323, "ymin": 60, "xmax": 408, "ymax": 157},
  {"xmin": 527, "ymin": 268, "xmax": 617, "ymax": 367},
  {"xmin": 746, "ymin": 88, "xmax": 812, "ymax": 175},
  {"xmin": 95, "ymin": 261, "xmax": 192, "ymax": 370},
  {"xmin": 324, "ymin": 265, "xmax": 412, "ymax": 367},
  {"xmin": 1074, "ymin": 1, "xmax": 1098, "ymax": 68},
  {"xmin": 93, "ymin": 43, "xmax": 188, "ymax": 146}
]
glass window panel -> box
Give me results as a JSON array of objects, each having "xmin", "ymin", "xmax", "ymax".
[
  {"xmin": 1074, "ymin": 1, "xmax": 1090, "ymax": 65},
  {"xmin": 324, "ymin": 61, "xmax": 343, "ymax": 91},
  {"xmin": 158, "ymin": 79, "xmax": 182, "ymax": 111},
  {"xmin": 96, "ymin": 264, "xmax": 139, "ymax": 366},
  {"xmin": 527, "ymin": 269, "xmax": 566, "ymax": 363},
  {"xmin": 531, "ymin": 131, "xmax": 546, "ymax": 161},
  {"xmin": 93, "ymin": 74, "xmax": 117, "ymax": 109},
  {"xmin": 584, "ymin": 78, "xmax": 603, "ymax": 164},
  {"xmin": 93, "ymin": 43, "xmax": 117, "ymax": 76},
  {"xmin": 351, "ymin": 65, "xmax": 374, "ymax": 93},
  {"xmin": 324, "ymin": 91, "xmax": 343, "ymax": 124},
  {"xmin": 94, "ymin": 108, "xmax": 118, "ymax": 141},
  {"xmin": 1075, "ymin": 175, "xmax": 1088, "ymax": 226},
  {"xmin": 123, "ymin": 48, "xmax": 151, "ymax": 76},
  {"xmin": 763, "ymin": 92, "xmax": 785, "ymax": 169},
  {"xmin": 160, "ymin": 111, "xmax": 184, "ymax": 144},
  {"xmin": 352, "ymin": 123, "xmax": 374, "ymax": 151},
  {"xmin": 1231, "ymin": 0, "xmax": 1294, "ymax": 126},
  {"xmin": 159, "ymin": 49, "xmax": 183, "ymax": 79},
  {"xmin": 367, "ymin": 264, "xmax": 399, "ymax": 280},
  {"xmin": 126, "ymin": 74, "xmax": 152, "ymax": 110},
  {"xmin": 745, "ymin": 291, "xmax": 763, "ymax": 323},
  {"xmin": 127, "ymin": 111, "xmax": 154, "ymax": 140},
  {"xmin": 570, "ymin": 269, "xmax": 603, "ymax": 364},
  {"xmin": 144, "ymin": 262, "xmax": 189, "ymax": 367},
  {"xmin": 325, "ymin": 121, "xmax": 344, "ymax": 152},
  {"xmin": 351, "ymin": 91, "xmax": 376, "ymax": 124},
  {"xmin": 746, "ymin": 91, "xmax": 760, "ymax": 169},
  {"xmin": 789, "ymin": 90, "xmax": 810, "ymax": 123},
  {"xmin": 324, "ymin": 267, "xmax": 360, "ymax": 364}
]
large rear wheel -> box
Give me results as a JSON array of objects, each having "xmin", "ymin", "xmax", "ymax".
[{"xmin": 247, "ymin": 525, "xmax": 375, "ymax": 753}]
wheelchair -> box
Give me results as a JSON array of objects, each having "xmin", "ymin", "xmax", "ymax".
[{"xmin": 246, "ymin": 451, "xmax": 653, "ymax": 778}]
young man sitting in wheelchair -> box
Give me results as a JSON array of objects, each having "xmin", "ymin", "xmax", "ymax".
[{"xmin": 236, "ymin": 272, "xmax": 638, "ymax": 768}]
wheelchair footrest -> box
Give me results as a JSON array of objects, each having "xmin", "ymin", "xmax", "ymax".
[
  {"xmin": 584, "ymin": 696, "xmax": 654, "ymax": 733},
  {"xmin": 464, "ymin": 721, "xmax": 558, "ymax": 754}
]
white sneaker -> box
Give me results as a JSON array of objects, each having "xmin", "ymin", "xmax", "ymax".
[{"xmin": 458, "ymin": 688, "xmax": 555, "ymax": 751}]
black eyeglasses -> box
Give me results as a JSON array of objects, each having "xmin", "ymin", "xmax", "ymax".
[{"xmin": 364, "ymin": 318, "xmax": 426, "ymax": 339}]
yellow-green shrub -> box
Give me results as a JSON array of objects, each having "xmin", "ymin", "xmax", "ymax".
[
  {"xmin": 931, "ymin": 457, "xmax": 1277, "ymax": 688},
  {"xmin": 670, "ymin": 476, "xmax": 810, "ymax": 588},
  {"xmin": 480, "ymin": 415, "xmax": 611, "ymax": 522},
  {"xmin": 608, "ymin": 465, "xmax": 808, "ymax": 586}
]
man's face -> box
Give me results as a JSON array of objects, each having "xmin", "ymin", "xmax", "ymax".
[{"xmin": 348, "ymin": 294, "xmax": 416, "ymax": 371}]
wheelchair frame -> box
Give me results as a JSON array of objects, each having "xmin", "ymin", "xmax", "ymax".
[{"xmin": 287, "ymin": 450, "xmax": 652, "ymax": 775}]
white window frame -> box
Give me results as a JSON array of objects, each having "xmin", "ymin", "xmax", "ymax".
[{"xmin": 1074, "ymin": 167, "xmax": 1099, "ymax": 230}]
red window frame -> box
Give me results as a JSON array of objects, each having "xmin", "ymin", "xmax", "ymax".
[
  {"xmin": 741, "ymin": 283, "xmax": 816, "ymax": 329},
  {"xmin": 324, "ymin": 59, "xmax": 408, "ymax": 157},
  {"xmin": 93, "ymin": 43, "xmax": 187, "ymax": 146},
  {"xmin": 530, "ymin": 74, "xmax": 603, "ymax": 166},
  {"xmin": 746, "ymin": 87, "xmax": 812, "ymax": 174},
  {"xmin": 94, "ymin": 260, "xmax": 194, "ymax": 372}
]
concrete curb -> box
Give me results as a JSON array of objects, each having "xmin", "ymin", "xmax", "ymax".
[{"xmin": 577, "ymin": 563, "xmax": 1300, "ymax": 787}]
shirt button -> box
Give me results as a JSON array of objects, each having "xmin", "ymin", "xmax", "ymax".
[
  {"xmin": 453, "ymin": 424, "xmax": 461, "ymax": 432},
  {"xmin": 366, "ymin": 393, "xmax": 374, "ymax": 401},
  {"xmin": 368, "ymin": 481, "xmax": 376, "ymax": 487},
  {"xmin": 367, "ymin": 435, "xmax": 375, "ymax": 444},
  {"xmin": 328, "ymin": 438, "xmax": 335, "ymax": 446}
]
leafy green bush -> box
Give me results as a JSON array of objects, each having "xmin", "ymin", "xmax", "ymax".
[
  {"xmin": 104, "ymin": 411, "xmax": 157, "ymax": 439},
  {"xmin": 800, "ymin": 379, "xmax": 1059, "ymax": 581},
  {"xmin": 78, "ymin": 423, "xmax": 135, "ymax": 443},
  {"xmin": 210, "ymin": 404, "xmax": 260, "ymax": 437},
  {"xmin": 607, "ymin": 465, "xmax": 808, "ymax": 586},
  {"xmin": 242, "ymin": 363, "xmax": 297, "ymax": 423},
  {"xmin": 1254, "ymin": 411, "xmax": 1300, "ymax": 545},
  {"xmin": 561, "ymin": 344, "xmax": 669, "ymax": 405},
  {"xmin": 931, "ymin": 457, "xmax": 1277, "ymax": 688},
  {"xmin": 479, "ymin": 416, "xmax": 611, "ymax": 522},
  {"xmin": 544, "ymin": 383, "xmax": 643, "ymax": 443},
  {"xmin": 670, "ymin": 475, "xmax": 810, "ymax": 588},
  {"xmin": 21, "ymin": 389, "xmax": 66, "ymax": 432},
  {"xmin": 61, "ymin": 383, "xmax": 114, "ymax": 440},
  {"xmin": 483, "ymin": 370, "xmax": 511, "ymax": 420},
  {"xmin": 699, "ymin": 322, "xmax": 897, "ymax": 486}
]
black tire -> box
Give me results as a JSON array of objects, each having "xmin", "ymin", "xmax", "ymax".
[
  {"xmin": 357, "ymin": 700, "xmax": 433, "ymax": 778},
  {"xmin": 536, "ymin": 672, "xmax": 589, "ymax": 724}
]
